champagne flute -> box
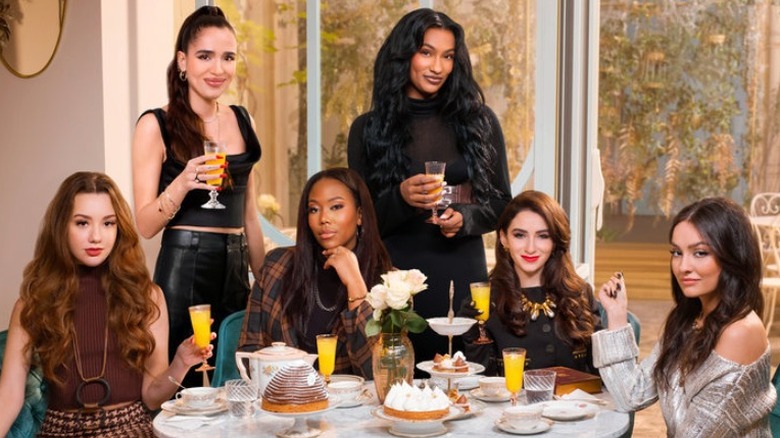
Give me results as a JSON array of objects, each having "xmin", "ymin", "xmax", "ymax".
[
  {"xmin": 316, "ymin": 334, "xmax": 338, "ymax": 384},
  {"xmin": 424, "ymin": 161, "xmax": 446, "ymax": 223},
  {"xmin": 470, "ymin": 282, "xmax": 493, "ymax": 345},
  {"xmin": 503, "ymin": 347, "xmax": 526, "ymax": 406},
  {"xmin": 189, "ymin": 304, "xmax": 215, "ymax": 373},
  {"xmin": 201, "ymin": 141, "xmax": 226, "ymax": 209}
]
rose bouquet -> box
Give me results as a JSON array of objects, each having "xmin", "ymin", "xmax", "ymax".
[{"xmin": 365, "ymin": 269, "xmax": 429, "ymax": 337}]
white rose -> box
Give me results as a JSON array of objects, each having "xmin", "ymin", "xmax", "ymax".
[
  {"xmin": 366, "ymin": 284, "xmax": 389, "ymax": 311},
  {"xmin": 373, "ymin": 308, "xmax": 384, "ymax": 321},
  {"xmin": 385, "ymin": 286, "xmax": 411, "ymax": 310},
  {"xmin": 405, "ymin": 269, "xmax": 428, "ymax": 294}
]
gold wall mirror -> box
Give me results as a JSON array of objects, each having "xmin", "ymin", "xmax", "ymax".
[{"xmin": 0, "ymin": 0, "xmax": 67, "ymax": 78}]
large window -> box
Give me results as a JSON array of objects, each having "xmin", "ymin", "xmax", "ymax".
[{"xmin": 217, "ymin": 0, "xmax": 537, "ymax": 228}]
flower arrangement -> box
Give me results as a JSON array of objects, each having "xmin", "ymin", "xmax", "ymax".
[{"xmin": 365, "ymin": 269, "xmax": 429, "ymax": 336}]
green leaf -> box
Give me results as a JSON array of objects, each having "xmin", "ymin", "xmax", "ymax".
[
  {"xmin": 365, "ymin": 319, "xmax": 381, "ymax": 337},
  {"xmin": 404, "ymin": 312, "xmax": 428, "ymax": 333}
]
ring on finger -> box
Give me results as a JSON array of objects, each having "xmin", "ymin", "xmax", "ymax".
[{"xmin": 194, "ymin": 173, "xmax": 202, "ymax": 183}]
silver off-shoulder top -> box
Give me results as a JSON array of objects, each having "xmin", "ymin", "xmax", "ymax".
[{"xmin": 592, "ymin": 325, "xmax": 776, "ymax": 437}]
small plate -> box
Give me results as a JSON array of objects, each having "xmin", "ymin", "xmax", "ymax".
[
  {"xmin": 449, "ymin": 399, "xmax": 485, "ymax": 420},
  {"xmin": 160, "ymin": 398, "xmax": 228, "ymax": 416},
  {"xmin": 469, "ymin": 388, "xmax": 512, "ymax": 403},
  {"xmin": 336, "ymin": 389, "xmax": 373, "ymax": 408},
  {"xmin": 416, "ymin": 360, "xmax": 486, "ymax": 378},
  {"xmin": 494, "ymin": 418, "xmax": 552, "ymax": 435},
  {"xmin": 540, "ymin": 400, "xmax": 599, "ymax": 421},
  {"xmin": 454, "ymin": 375, "xmax": 480, "ymax": 390}
]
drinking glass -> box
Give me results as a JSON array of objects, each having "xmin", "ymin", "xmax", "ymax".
[
  {"xmin": 225, "ymin": 379, "xmax": 257, "ymax": 418},
  {"xmin": 502, "ymin": 347, "xmax": 526, "ymax": 406},
  {"xmin": 470, "ymin": 282, "xmax": 493, "ymax": 344},
  {"xmin": 201, "ymin": 141, "xmax": 226, "ymax": 209},
  {"xmin": 189, "ymin": 304, "xmax": 214, "ymax": 372},
  {"xmin": 316, "ymin": 334, "xmax": 338, "ymax": 384},
  {"xmin": 424, "ymin": 161, "xmax": 446, "ymax": 223},
  {"xmin": 524, "ymin": 369, "xmax": 557, "ymax": 403}
]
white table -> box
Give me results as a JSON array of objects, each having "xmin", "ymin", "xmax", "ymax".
[{"xmin": 153, "ymin": 385, "xmax": 630, "ymax": 438}]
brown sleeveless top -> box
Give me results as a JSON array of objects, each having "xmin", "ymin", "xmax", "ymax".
[{"xmin": 47, "ymin": 266, "xmax": 144, "ymax": 410}]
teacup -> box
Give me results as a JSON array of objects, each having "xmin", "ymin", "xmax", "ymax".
[
  {"xmin": 176, "ymin": 386, "xmax": 220, "ymax": 409},
  {"xmin": 502, "ymin": 404, "xmax": 543, "ymax": 428},
  {"xmin": 478, "ymin": 376, "xmax": 506, "ymax": 397},
  {"xmin": 327, "ymin": 374, "xmax": 365, "ymax": 405}
]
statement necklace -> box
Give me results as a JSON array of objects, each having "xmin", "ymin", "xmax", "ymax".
[
  {"xmin": 73, "ymin": 324, "xmax": 111, "ymax": 409},
  {"xmin": 520, "ymin": 292, "xmax": 557, "ymax": 320}
]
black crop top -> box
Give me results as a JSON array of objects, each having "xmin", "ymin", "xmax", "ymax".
[{"xmin": 143, "ymin": 106, "xmax": 262, "ymax": 228}]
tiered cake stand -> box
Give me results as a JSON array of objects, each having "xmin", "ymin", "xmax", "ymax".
[{"xmin": 418, "ymin": 317, "xmax": 485, "ymax": 394}]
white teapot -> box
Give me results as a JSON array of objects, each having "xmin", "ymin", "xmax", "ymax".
[{"xmin": 235, "ymin": 342, "xmax": 318, "ymax": 395}]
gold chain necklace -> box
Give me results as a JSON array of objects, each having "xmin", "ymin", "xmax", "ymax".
[
  {"xmin": 520, "ymin": 292, "xmax": 556, "ymax": 321},
  {"xmin": 72, "ymin": 323, "xmax": 111, "ymax": 409}
]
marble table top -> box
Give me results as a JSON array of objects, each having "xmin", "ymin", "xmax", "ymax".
[{"xmin": 153, "ymin": 384, "xmax": 629, "ymax": 438}]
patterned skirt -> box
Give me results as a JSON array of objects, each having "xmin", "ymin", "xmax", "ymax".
[{"xmin": 37, "ymin": 401, "xmax": 153, "ymax": 437}]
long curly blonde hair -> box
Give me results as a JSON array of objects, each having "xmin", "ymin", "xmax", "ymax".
[{"xmin": 19, "ymin": 172, "xmax": 159, "ymax": 385}]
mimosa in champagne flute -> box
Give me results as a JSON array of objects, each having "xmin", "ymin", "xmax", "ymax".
[
  {"xmin": 189, "ymin": 304, "xmax": 214, "ymax": 372},
  {"xmin": 424, "ymin": 161, "xmax": 446, "ymax": 223},
  {"xmin": 316, "ymin": 334, "xmax": 338, "ymax": 384},
  {"xmin": 470, "ymin": 282, "xmax": 493, "ymax": 344},
  {"xmin": 201, "ymin": 141, "xmax": 226, "ymax": 209},
  {"xmin": 503, "ymin": 347, "xmax": 526, "ymax": 406}
]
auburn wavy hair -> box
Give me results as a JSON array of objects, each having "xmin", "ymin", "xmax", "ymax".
[
  {"xmin": 19, "ymin": 172, "xmax": 159, "ymax": 386},
  {"xmin": 490, "ymin": 191, "xmax": 596, "ymax": 347},
  {"xmin": 361, "ymin": 8, "xmax": 499, "ymax": 204},
  {"xmin": 165, "ymin": 5, "xmax": 235, "ymax": 163},
  {"xmin": 653, "ymin": 197, "xmax": 763, "ymax": 390}
]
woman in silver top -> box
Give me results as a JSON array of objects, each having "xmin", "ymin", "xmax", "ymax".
[{"xmin": 595, "ymin": 197, "xmax": 776, "ymax": 437}]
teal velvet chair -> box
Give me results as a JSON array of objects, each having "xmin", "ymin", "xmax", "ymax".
[
  {"xmin": 0, "ymin": 330, "xmax": 48, "ymax": 438},
  {"xmin": 770, "ymin": 367, "xmax": 780, "ymax": 436},
  {"xmin": 211, "ymin": 310, "xmax": 245, "ymax": 388}
]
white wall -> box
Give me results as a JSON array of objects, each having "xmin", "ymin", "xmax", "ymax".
[{"xmin": 0, "ymin": 1, "xmax": 173, "ymax": 329}]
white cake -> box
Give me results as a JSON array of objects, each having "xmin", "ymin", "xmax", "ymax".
[{"xmin": 383, "ymin": 381, "xmax": 450, "ymax": 420}]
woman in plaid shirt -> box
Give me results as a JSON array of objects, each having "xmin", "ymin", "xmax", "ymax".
[{"xmin": 239, "ymin": 168, "xmax": 392, "ymax": 378}]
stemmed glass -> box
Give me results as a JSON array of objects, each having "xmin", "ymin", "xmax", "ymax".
[
  {"xmin": 201, "ymin": 141, "xmax": 226, "ymax": 209},
  {"xmin": 188, "ymin": 304, "xmax": 215, "ymax": 376},
  {"xmin": 503, "ymin": 347, "xmax": 526, "ymax": 406},
  {"xmin": 316, "ymin": 334, "xmax": 337, "ymax": 384},
  {"xmin": 424, "ymin": 161, "xmax": 446, "ymax": 223},
  {"xmin": 470, "ymin": 282, "xmax": 493, "ymax": 344}
]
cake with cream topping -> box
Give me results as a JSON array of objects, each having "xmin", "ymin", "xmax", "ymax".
[
  {"xmin": 262, "ymin": 362, "xmax": 329, "ymax": 413},
  {"xmin": 382, "ymin": 381, "xmax": 450, "ymax": 420},
  {"xmin": 432, "ymin": 351, "xmax": 468, "ymax": 372}
]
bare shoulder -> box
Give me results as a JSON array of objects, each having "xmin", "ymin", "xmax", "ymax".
[{"xmin": 714, "ymin": 311, "xmax": 768, "ymax": 365}]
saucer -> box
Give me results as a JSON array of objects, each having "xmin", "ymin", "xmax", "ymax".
[
  {"xmin": 160, "ymin": 398, "xmax": 227, "ymax": 416},
  {"xmin": 540, "ymin": 400, "xmax": 599, "ymax": 421},
  {"xmin": 449, "ymin": 399, "xmax": 485, "ymax": 420},
  {"xmin": 469, "ymin": 388, "xmax": 512, "ymax": 403},
  {"xmin": 495, "ymin": 418, "xmax": 552, "ymax": 435},
  {"xmin": 336, "ymin": 388, "xmax": 373, "ymax": 408}
]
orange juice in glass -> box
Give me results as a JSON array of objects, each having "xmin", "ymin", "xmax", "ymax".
[
  {"xmin": 201, "ymin": 141, "xmax": 226, "ymax": 209},
  {"xmin": 503, "ymin": 347, "xmax": 526, "ymax": 405},
  {"xmin": 424, "ymin": 161, "xmax": 446, "ymax": 222},
  {"xmin": 316, "ymin": 334, "xmax": 338, "ymax": 383},
  {"xmin": 470, "ymin": 282, "xmax": 493, "ymax": 344},
  {"xmin": 205, "ymin": 150, "xmax": 226, "ymax": 187},
  {"xmin": 189, "ymin": 304, "xmax": 214, "ymax": 371}
]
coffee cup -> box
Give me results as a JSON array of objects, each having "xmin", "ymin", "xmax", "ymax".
[
  {"xmin": 176, "ymin": 386, "xmax": 220, "ymax": 409},
  {"xmin": 478, "ymin": 376, "xmax": 506, "ymax": 397},
  {"xmin": 327, "ymin": 374, "xmax": 365, "ymax": 405},
  {"xmin": 502, "ymin": 404, "xmax": 543, "ymax": 428}
]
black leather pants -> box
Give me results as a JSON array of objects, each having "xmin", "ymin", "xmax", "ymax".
[{"xmin": 154, "ymin": 229, "xmax": 250, "ymax": 387}]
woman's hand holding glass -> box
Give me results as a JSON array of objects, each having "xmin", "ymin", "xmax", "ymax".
[
  {"xmin": 189, "ymin": 304, "xmax": 215, "ymax": 372},
  {"xmin": 201, "ymin": 141, "xmax": 227, "ymax": 209}
]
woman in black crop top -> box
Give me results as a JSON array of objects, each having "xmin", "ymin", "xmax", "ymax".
[{"xmin": 131, "ymin": 5, "xmax": 265, "ymax": 387}]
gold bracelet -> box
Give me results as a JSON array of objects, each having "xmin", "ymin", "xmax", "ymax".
[
  {"xmin": 348, "ymin": 294, "xmax": 367, "ymax": 303},
  {"xmin": 158, "ymin": 191, "xmax": 180, "ymax": 220}
]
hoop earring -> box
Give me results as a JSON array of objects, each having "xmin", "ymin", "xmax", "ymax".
[{"xmin": 179, "ymin": 70, "xmax": 187, "ymax": 81}]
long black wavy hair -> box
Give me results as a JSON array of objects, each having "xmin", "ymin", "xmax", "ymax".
[
  {"xmin": 165, "ymin": 5, "xmax": 235, "ymax": 162},
  {"xmin": 653, "ymin": 197, "xmax": 763, "ymax": 390},
  {"xmin": 281, "ymin": 168, "xmax": 393, "ymax": 334},
  {"xmin": 362, "ymin": 8, "xmax": 498, "ymax": 204},
  {"xmin": 490, "ymin": 191, "xmax": 595, "ymax": 345}
]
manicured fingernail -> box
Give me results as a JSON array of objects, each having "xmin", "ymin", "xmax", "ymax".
[
  {"xmin": 616, "ymin": 283, "xmax": 621, "ymax": 291},
  {"xmin": 616, "ymin": 272, "xmax": 623, "ymax": 279}
]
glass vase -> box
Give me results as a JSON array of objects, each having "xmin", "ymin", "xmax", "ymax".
[{"xmin": 371, "ymin": 331, "xmax": 414, "ymax": 402}]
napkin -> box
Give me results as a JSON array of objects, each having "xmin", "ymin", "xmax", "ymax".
[{"xmin": 560, "ymin": 388, "xmax": 600, "ymax": 401}]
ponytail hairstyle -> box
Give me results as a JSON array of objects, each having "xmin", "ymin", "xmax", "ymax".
[{"xmin": 165, "ymin": 5, "xmax": 235, "ymax": 162}]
